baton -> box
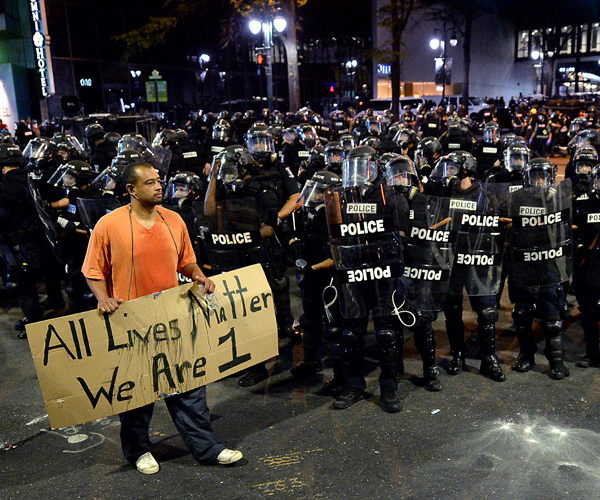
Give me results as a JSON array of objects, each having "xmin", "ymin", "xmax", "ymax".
[
  {"xmin": 580, "ymin": 232, "xmax": 599, "ymax": 267},
  {"xmin": 429, "ymin": 217, "xmax": 451, "ymax": 230}
]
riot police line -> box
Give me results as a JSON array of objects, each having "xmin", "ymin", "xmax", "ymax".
[{"xmin": 2, "ymin": 105, "xmax": 600, "ymax": 415}]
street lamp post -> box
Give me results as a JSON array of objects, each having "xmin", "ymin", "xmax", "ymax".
[
  {"xmin": 430, "ymin": 19, "xmax": 457, "ymax": 102},
  {"xmin": 249, "ymin": 1, "xmax": 286, "ymax": 111}
]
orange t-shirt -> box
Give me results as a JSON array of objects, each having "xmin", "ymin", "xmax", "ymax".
[{"xmin": 82, "ymin": 205, "xmax": 196, "ymax": 301}]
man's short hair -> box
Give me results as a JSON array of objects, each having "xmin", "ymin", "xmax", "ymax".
[{"xmin": 123, "ymin": 161, "xmax": 154, "ymax": 187}]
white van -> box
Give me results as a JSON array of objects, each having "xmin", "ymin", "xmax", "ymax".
[
  {"xmin": 433, "ymin": 95, "xmax": 489, "ymax": 115},
  {"xmin": 368, "ymin": 97, "xmax": 425, "ymax": 116}
]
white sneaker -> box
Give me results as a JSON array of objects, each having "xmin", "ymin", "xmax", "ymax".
[
  {"xmin": 135, "ymin": 452, "xmax": 160, "ymax": 474},
  {"xmin": 216, "ymin": 448, "xmax": 243, "ymax": 465}
]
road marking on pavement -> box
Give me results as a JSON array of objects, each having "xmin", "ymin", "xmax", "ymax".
[
  {"xmin": 253, "ymin": 477, "xmax": 307, "ymax": 495},
  {"xmin": 26, "ymin": 414, "xmax": 48, "ymax": 426},
  {"xmin": 259, "ymin": 448, "xmax": 323, "ymax": 468}
]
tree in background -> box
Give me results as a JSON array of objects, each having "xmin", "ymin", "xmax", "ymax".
[{"xmin": 375, "ymin": 0, "xmax": 417, "ymax": 120}]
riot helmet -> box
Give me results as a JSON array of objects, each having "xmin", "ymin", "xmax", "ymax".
[
  {"xmin": 217, "ymin": 145, "xmax": 255, "ymax": 190},
  {"xmin": 589, "ymin": 165, "xmax": 600, "ymax": 194},
  {"xmin": 48, "ymin": 160, "xmax": 95, "ymax": 191},
  {"xmin": 163, "ymin": 171, "xmax": 202, "ymax": 204},
  {"xmin": 298, "ymin": 124, "xmax": 319, "ymax": 149},
  {"xmin": 342, "ymin": 145, "xmax": 378, "ymax": 188},
  {"xmin": 23, "ymin": 137, "xmax": 49, "ymax": 161},
  {"xmin": 246, "ymin": 126, "xmax": 275, "ymax": 160},
  {"xmin": 572, "ymin": 145, "xmax": 598, "ymax": 179},
  {"xmin": 298, "ymin": 170, "xmax": 341, "ymax": 208},
  {"xmin": 212, "ymin": 119, "xmax": 232, "ymax": 142},
  {"xmin": 29, "ymin": 139, "xmax": 62, "ymax": 173},
  {"xmin": 483, "ymin": 122, "xmax": 500, "ymax": 143},
  {"xmin": 85, "ymin": 123, "xmax": 105, "ymax": 144},
  {"xmin": 339, "ymin": 134, "xmax": 355, "ymax": 154},
  {"xmin": 118, "ymin": 133, "xmax": 150, "ymax": 154},
  {"xmin": 103, "ymin": 132, "xmax": 121, "ymax": 146},
  {"xmin": 324, "ymin": 141, "xmax": 344, "ymax": 172},
  {"xmin": 523, "ymin": 158, "xmax": 556, "ymax": 189},
  {"xmin": 414, "ymin": 136, "xmax": 443, "ymax": 171},
  {"xmin": 91, "ymin": 151, "xmax": 144, "ymax": 194},
  {"xmin": 0, "ymin": 143, "xmax": 23, "ymax": 168},
  {"xmin": 431, "ymin": 150, "xmax": 477, "ymax": 184},
  {"xmin": 384, "ymin": 155, "xmax": 419, "ymax": 192},
  {"xmin": 152, "ymin": 129, "xmax": 178, "ymax": 148},
  {"xmin": 569, "ymin": 129, "xmax": 600, "ymax": 153},
  {"xmin": 365, "ymin": 116, "xmax": 382, "ymax": 136},
  {"xmin": 503, "ymin": 144, "xmax": 530, "ymax": 173},
  {"xmin": 393, "ymin": 127, "xmax": 418, "ymax": 150},
  {"xmin": 283, "ymin": 126, "xmax": 297, "ymax": 144},
  {"xmin": 569, "ymin": 117, "xmax": 588, "ymax": 138},
  {"xmin": 359, "ymin": 135, "xmax": 381, "ymax": 152}
]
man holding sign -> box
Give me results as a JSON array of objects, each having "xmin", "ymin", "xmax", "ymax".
[{"xmin": 82, "ymin": 161, "xmax": 242, "ymax": 474}]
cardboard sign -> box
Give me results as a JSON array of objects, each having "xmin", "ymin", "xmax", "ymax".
[{"xmin": 26, "ymin": 264, "xmax": 278, "ymax": 429}]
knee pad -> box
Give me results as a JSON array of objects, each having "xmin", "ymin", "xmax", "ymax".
[
  {"xmin": 478, "ymin": 306, "xmax": 498, "ymax": 325},
  {"xmin": 512, "ymin": 305, "xmax": 531, "ymax": 324},
  {"xmin": 341, "ymin": 330, "xmax": 361, "ymax": 347},
  {"xmin": 376, "ymin": 329, "xmax": 397, "ymax": 346},
  {"xmin": 542, "ymin": 320, "xmax": 562, "ymax": 337}
]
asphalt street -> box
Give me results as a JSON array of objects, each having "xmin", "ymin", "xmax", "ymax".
[{"xmin": 5, "ymin": 156, "xmax": 600, "ymax": 500}]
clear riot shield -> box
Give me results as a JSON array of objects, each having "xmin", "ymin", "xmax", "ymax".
[
  {"xmin": 446, "ymin": 184, "xmax": 506, "ymax": 296},
  {"xmin": 27, "ymin": 176, "xmax": 64, "ymax": 264},
  {"xmin": 402, "ymin": 193, "xmax": 452, "ymax": 312},
  {"xmin": 198, "ymin": 197, "xmax": 270, "ymax": 273},
  {"xmin": 508, "ymin": 179, "xmax": 573, "ymax": 288},
  {"xmin": 76, "ymin": 198, "xmax": 121, "ymax": 234},
  {"xmin": 324, "ymin": 184, "xmax": 405, "ymax": 318},
  {"xmin": 145, "ymin": 145, "xmax": 172, "ymax": 178}
]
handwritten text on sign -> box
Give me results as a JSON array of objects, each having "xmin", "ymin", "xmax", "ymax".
[{"xmin": 26, "ymin": 264, "xmax": 277, "ymax": 429}]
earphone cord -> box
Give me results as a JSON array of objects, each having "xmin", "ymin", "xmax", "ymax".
[{"xmin": 157, "ymin": 209, "xmax": 179, "ymax": 255}]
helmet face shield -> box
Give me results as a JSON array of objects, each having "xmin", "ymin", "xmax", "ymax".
[
  {"xmin": 505, "ymin": 150, "xmax": 529, "ymax": 172},
  {"xmin": 23, "ymin": 139, "xmax": 45, "ymax": 160},
  {"xmin": 48, "ymin": 165, "xmax": 76, "ymax": 190},
  {"xmin": 385, "ymin": 159, "xmax": 418, "ymax": 187},
  {"xmin": 525, "ymin": 169, "xmax": 554, "ymax": 189},
  {"xmin": 591, "ymin": 168, "xmax": 600, "ymax": 192},
  {"xmin": 298, "ymin": 179, "xmax": 328, "ymax": 208},
  {"xmin": 431, "ymin": 158, "xmax": 460, "ymax": 181},
  {"xmin": 212, "ymin": 124, "xmax": 231, "ymax": 142},
  {"xmin": 575, "ymin": 160, "xmax": 595, "ymax": 177},
  {"xmin": 164, "ymin": 179, "xmax": 192, "ymax": 200},
  {"xmin": 342, "ymin": 157, "xmax": 378, "ymax": 188},
  {"xmin": 247, "ymin": 134, "xmax": 275, "ymax": 155},
  {"xmin": 92, "ymin": 167, "xmax": 118, "ymax": 191},
  {"xmin": 325, "ymin": 147, "xmax": 344, "ymax": 167},
  {"xmin": 483, "ymin": 128, "xmax": 498, "ymax": 143}
]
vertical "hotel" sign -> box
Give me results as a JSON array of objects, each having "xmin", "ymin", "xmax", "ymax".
[{"xmin": 30, "ymin": 0, "xmax": 55, "ymax": 97}]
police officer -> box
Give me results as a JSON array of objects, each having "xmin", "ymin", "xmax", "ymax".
[
  {"xmin": 573, "ymin": 166, "xmax": 600, "ymax": 368},
  {"xmin": 47, "ymin": 160, "xmax": 98, "ymax": 313},
  {"xmin": 153, "ymin": 129, "xmax": 184, "ymax": 179},
  {"xmin": 85, "ymin": 123, "xmax": 117, "ymax": 173},
  {"xmin": 0, "ymin": 144, "xmax": 61, "ymax": 337},
  {"xmin": 472, "ymin": 122, "xmax": 504, "ymax": 179},
  {"xmin": 290, "ymin": 171, "xmax": 346, "ymax": 394},
  {"xmin": 386, "ymin": 155, "xmax": 445, "ymax": 391},
  {"xmin": 508, "ymin": 158, "xmax": 572, "ymax": 380},
  {"xmin": 429, "ymin": 151, "xmax": 506, "ymax": 382},
  {"xmin": 326, "ymin": 145, "xmax": 409, "ymax": 412},
  {"xmin": 203, "ymin": 145, "xmax": 280, "ymax": 387}
]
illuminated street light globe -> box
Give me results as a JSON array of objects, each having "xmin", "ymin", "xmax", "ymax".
[
  {"xmin": 531, "ymin": 50, "xmax": 540, "ymax": 60},
  {"xmin": 200, "ymin": 54, "xmax": 211, "ymax": 63},
  {"xmin": 249, "ymin": 19, "xmax": 262, "ymax": 35},
  {"xmin": 430, "ymin": 37, "xmax": 440, "ymax": 50},
  {"xmin": 273, "ymin": 16, "xmax": 287, "ymax": 33}
]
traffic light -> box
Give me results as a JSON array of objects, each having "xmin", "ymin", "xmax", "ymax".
[
  {"xmin": 257, "ymin": 53, "xmax": 265, "ymax": 66},
  {"xmin": 327, "ymin": 82, "xmax": 337, "ymax": 94}
]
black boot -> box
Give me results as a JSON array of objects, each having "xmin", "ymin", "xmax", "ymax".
[
  {"xmin": 477, "ymin": 320, "xmax": 505, "ymax": 382},
  {"xmin": 543, "ymin": 320, "xmax": 570, "ymax": 381},
  {"xmin": 480, "ymin": 355, "xmax": 506, "ymax": 382},
  {"xmin": 447, "ymin": 351, "xmax": 466, "ymax": 375},
  {"xmin": 423, "ymin": 365, "xmax": 442, "ymax": 391},
  {"xmin": 512, "ymin": 306, "xmax": 536, "ymax": 372},
  {"xmin": 445, "ymin": 297, "xmax": 465, "ymax": 375},
  {"xmin": 239, "ymin": 363, "xmax": 269, "ymax": 387},
  {"xmin": 414, "ymin": 321, "xmax": 441, "ymax": 390},
  {"xmin": 380, "ymin": 389, "xmax": 402, "ymax": 413}
]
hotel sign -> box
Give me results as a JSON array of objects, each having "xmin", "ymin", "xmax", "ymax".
[{"xmin": 30, "ymin": 0, "xmax": 55, "ymax": 97}]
